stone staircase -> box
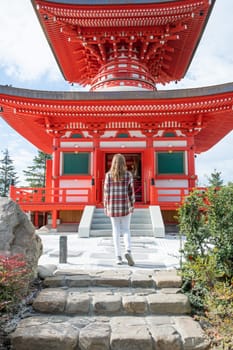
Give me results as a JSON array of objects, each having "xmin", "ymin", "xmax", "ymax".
[
  {"xmin": 11, "ymin": 269, "xmax": 210, "ymax": 350},
  {"xmin": 90, "ymin": 208, "xmax": 154, "ymax": 237}
]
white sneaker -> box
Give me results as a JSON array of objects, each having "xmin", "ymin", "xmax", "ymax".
[{"xmin": 116, "ymin": 256, "xmax": 123, "ymax": 265}]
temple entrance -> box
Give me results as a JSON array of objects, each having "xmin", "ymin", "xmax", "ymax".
[{"xmin": 105, "ymin": 153, "xmax": 142, "ymax": 202}]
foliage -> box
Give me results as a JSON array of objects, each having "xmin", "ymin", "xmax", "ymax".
[
  {"xmin": 207, "ymin": 169, "xmax": 224, "ymax": 187},
  {"xmin": 178, "ymin": 183, "xmax": 233, "ymax": 348},
  {"xmin": 207, "ymin": 185, "xmax": 233, "ymax": 278},
  {"xmin": 205, "ymin": 281, "xmax": 233, "ymax": 318},
  {"xmin": 0, "ymin": 254, "xmax": 31, "ymax": 312},
  {"xmin": 180, "ymin": 254, "xmax": 225, "ymax": 311},
  {"xmin": 179, "ymin": 184, "xmax": 233, "ymax": 279},
  {"xmin": 197, "ymin": 280, "xmax": 233, "ymax": 349},
  {"xmin": 23, "ymin": 151, "xmax": 51, "ymax": 187},
  {"xmin": 179, "ymin": 189, "xmax": 211, "ymax": 259},
  {"xmin": 0, "ymin": 148, "xmax": 18, "ymax": 197}
]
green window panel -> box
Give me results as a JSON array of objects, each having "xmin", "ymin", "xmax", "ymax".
[
  {"xmin": 63, "ymin": 152, "xmax": 90, "ymax": 175},
  {"xmin": 157, "ymin": 152, "xmax": 184, "ymax": 174},
  {"xmin": 71, "ymin": 133, "xmax": 83, "ymax": 138},
  {"xmin": 116, "ymin": 133, "xmax": 129, "ymax": 138},
  {"xmin": 163, "ymin": 132, "xmax": 176, "ymax": 137}
]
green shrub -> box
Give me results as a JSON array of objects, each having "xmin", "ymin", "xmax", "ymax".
[
  {"xmin": 207, "ymin": 185, "xmax": 233, "ymax": 278},
  {"xmin": 178, "ymin": 184, "xmax": 233, "ymax": 315},
  {"xmin": 179, "ymin": 184, "xmax": 233, "ymax": 280},
  {"xmin": 178, "ymin": 189, "xmax": 211, "ymax": 259},
  {"xmin": 180, "ymin": 254, "xmax": 224, "ymax": 311}
]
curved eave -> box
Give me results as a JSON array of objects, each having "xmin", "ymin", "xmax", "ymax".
[
  {"xmin": 194, "ymin": 112, "xmax": 233, "ymax": 153},
  {"xmin": 0, "ymin": 82, "xmax": 233, "ymax": 154},
  {"xmin": 42, "ymin": 1, "xmax": 184, "ymax": 4},
  {"xmin": 31, "ymin": 0, "xmax": 215, "ymax": 85},
  {"xmin": 2, "ymin": 82, "xmax": 233, "ymax": 101}
]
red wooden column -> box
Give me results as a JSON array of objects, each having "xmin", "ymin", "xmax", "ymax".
[
  {"xmin": 144, "ymin": 135, "xmax": 155, "ymax": 204},
  {"xmin": 52, "ymin": 137, "xmax": 60, "ymax": 187},
  {"xmin": 187, "ymin": 136, "xmax": 197, "ymax": 188},
  {"xmin": 52, "ymin": 209, "xmax": 58, "ymax": 230},
  {"xmin": 51, "ymin": 137, "xmax": 60, "ymax": 229},
  {"xmin": 45, "ymin": 159, "xmax": 52, "ymax": 202},
  {"xmin": 93, "ymin": 137, "xmax": 100, "ymax": 204},
  {"xmin": 34, "ymin": 211, "xmax": 39, "ymax": 228}
]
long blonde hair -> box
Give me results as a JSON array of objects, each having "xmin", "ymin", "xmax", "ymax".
[{"xmin": 110, "ymin": 154, "xmax": 127, "ymax": 181}]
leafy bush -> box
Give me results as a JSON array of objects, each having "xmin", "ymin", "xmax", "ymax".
[
  {"xmin": 0, "ymin": 254, "xmax": 31, "ymax": 312},
  {"xmin": 207, "ymin": 185, "xmax": 233, "ymax": 278},
  {"xmin": 180, "ymin": 254, "xmax": 224, "ymax": 311},
  {"xmin": 178, "ymin": 184, "xmax": 233, "ymax": 347},
  {"xmin": 179, "ymin": 184, "xmax": 233, "ymax": 280},
  {"xmin": 178, "ymin": 189, "xmax": 211, "ymax": 259}
]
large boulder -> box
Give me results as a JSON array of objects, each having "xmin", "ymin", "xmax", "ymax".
[{"xmin": 0, "ymin": 198, "xmax": 43, "ymax": 278}]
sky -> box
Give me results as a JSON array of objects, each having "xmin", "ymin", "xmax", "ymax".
[{"xmin": 0, "ymin": 0, "xmax": 233, "ymax": 186}]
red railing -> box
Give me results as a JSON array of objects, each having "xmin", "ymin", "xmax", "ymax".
[
  {"xmin": 150, "ymin": 186, "xmax": 189, "ymax": 203},
  {"xmin": 150, "ymin": 186, "xmax": 207, "ymax": 209},
  {"xmin": 10, "ymin": 186, "xmax": 92, "ymax": 205},
  {"xmin": 10, "ymin": 185, "xmax": 206, "ymax": 210}
]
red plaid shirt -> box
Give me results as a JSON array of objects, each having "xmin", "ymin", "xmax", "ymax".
[{"xmin": 104, "ymin": 171, "xmax": 135, "ymax": 217}]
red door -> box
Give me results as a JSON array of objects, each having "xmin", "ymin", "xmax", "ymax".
[{"xmin": 102, "ymin": 153, "xmax": 143, "ymax": 203}]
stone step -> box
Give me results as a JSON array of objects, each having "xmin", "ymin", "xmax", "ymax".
[
  {"xmin": 33, "ymin": 287, "xmax": 191, "ymax": 316},
  {"xmin": 92, "ymin": 213, "xmax": 151, "ymax": 220},
  {"xmin": 93, "ymin": 221, "xmax": 152, "ymax": 227},
  {"xmin": 94, "ymin": 208, "xmax": 150, "ymax": 214},
  {"xmin": 43, "ymin": 269, "xmax": 182, "ymax": 289},
  {"xmin": 91, "ymin": 223, "xmax": 153, "ymax": 230},
  {"xmin": 10, "ymin": 269, "xmax": 210, "ymax": 349},
  {"xmin": 91, "ymin": 217, "xmax": 152, "ymax": 227},
  {"xmin": 90, "ymin": 207, "xmax": 154, "ymax": 237},
  {"xmin": 11, "ymin": 315, "xmax": 210, "ymax": 350},
  {"xmin": 90, "ymin": 229, "xmax": 154, "ymax": 237}
]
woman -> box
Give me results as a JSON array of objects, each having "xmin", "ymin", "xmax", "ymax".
[{"xmin": 104, "ymin": 154, "xmax": 135, "ymax": 266}]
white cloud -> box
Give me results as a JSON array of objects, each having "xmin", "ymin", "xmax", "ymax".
[
  {"xmin": 0, "ymin": 0, "xmax": 61, "ymax": 83},
  {"xmin": 0, "ymin": 0, "xmax": 232, "ymax": 185},
  {"xmin": 196, "ymin": 132, "xmax": 233, "ymax": 185},
  {"xmin": 158, "ymin": 0, "xmax": 233, "ymax": 185},
  {"xmin": 158, "ymin": 0, "xmax": 233, "ymax": 90}
]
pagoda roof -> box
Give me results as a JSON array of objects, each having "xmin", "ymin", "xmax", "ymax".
[
  {"xmin": 1, "ymin": 83, "xmax": 233, "ymax": 154},
  {"xmin": 31, "ymin": 0, "xmax": 215, "ymax": 86},
  {"xmin": 43, "ymin": 1, "xmax": 189, "ymax": 4}
]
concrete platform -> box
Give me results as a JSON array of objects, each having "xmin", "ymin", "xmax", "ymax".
[{"xmin": 38, "ymin": 232, "xmax": 184, "ymax": 271}]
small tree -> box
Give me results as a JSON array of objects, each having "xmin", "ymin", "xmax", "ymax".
[
  {"xmin": 207, "ymin": 169, "xmax": 224, "ymax": 187},
  {"xmin": 178, "ymin": 183, "xmax": 233, "ymax": 311},
  {"xmin": 23, "ymin": 151, "xmax": 51, "ymax": 187},
  {"xmin": 0, "ymin": 149, "xmax": 18, "ymax": 197}
]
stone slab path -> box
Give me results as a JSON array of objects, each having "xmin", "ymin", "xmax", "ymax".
[
  {"xmin": 11, "ymin": 269, "xmax": 210, "ymax": 350},
  {"xmin": 38, "ymin": 235, "xmax": 183, "ymax": 270}
]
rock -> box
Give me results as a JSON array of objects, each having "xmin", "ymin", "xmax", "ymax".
[
  {"xmin": 0, "ymin": 198, "xmax": 43, "ymax": 279},
  {"xmin": 154, "ymin": 270, "xmax": 182, "ymax": 288},
  {"xmin": 79, "ymin": 322, "xmax": 110, "ymax": 350},
  {"xmin": 150, "ymin": 325, "xmax": 182, "ymax": 350},
  {"xmin": 131, "ymin": 273, "xmax": 154, "ymax": 288},
  {"xmin": 110, "ymin": 316, "xmax": 153, "ymax": 350},
  {"xmin": 93, "ymin": 295, "xmax": 122, "ymax": 314},
  {"xmin": 66, "ymin": 292, "xmax": 90, "ymax": 314},
  {"xmin": 122, "ymin": 295, "xmax": 147, "ymax": 314},
  {"xmin": 37, "ymin": 264, "xmax": 57, "ymax": 279},
  {"xmin": 33, "ymin": 289, "xmax": 67, "ymax": 313},
  {"xmin": 174, "ymin": 316, "xmax": 211, "ymax": 349},
  {"xmin": 36, "ymin": 225, "xmax": 50, "ymax": 233},
  {"xmin": 11, "ymin": 317, "xmax": 79, "ymax": 350},
  {"xmin": 147, "ymin": 293, "xmax": 191, "ymax": 314}
]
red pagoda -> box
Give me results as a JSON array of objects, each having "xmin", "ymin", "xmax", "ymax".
[{"xmin": 1, "ymin": 0, "xmax": 233, "ymax": 234}]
